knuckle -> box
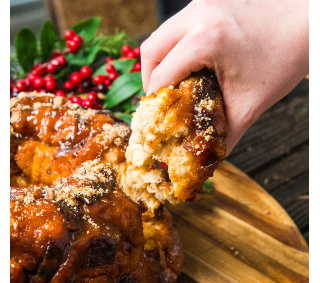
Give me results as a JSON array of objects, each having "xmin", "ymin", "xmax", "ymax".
[
  {"xmin": 192, "ymin": 0, "xmax": 212, "ymax": 11},
  {"xmin": 140, "ymin": 40, "xmax": 150, "ymax": 59}
]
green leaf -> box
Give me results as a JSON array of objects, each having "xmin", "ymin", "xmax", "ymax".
[
  {"xmin": 103, "ymin": 72, "xmax": 142, "ymax": 109},
  {"xmin": 112, "ymin": 59, "xmax": 136, "ymax": 74},
  {"xmin": 15, "ymin": 28, "xmax": 38, "ymax": 73},
  {"xmin": 114, "ymin": 112, "xmax": 133, "ymax": 126},
  {"xmin": 66, "ymin": 46, "xmax": 100, "ymax": 67},
  {"xmin": 135, "ymin": 87, "xmax": 146, "ymax": 98},
  {"xmin": 122, "ymin": 87, "xmax": 145, "ymax": 112},
  {"xmin": 93, "ymin": 63, "xmax": 108, "ymax": 76},
  {"xmin": 72, "ymin": 17, "xmax": 101, "ymax": 44},
  {"xmin": 202, "ymin": 179, "xmax": 213, "ymax": 194},
  {"xmin": 10, "ymin": 53, "xmax": 24, "ymax": 78},
  {"xmin": 40, "ymin": 20, "xmax": 57, "ymax": 62}
]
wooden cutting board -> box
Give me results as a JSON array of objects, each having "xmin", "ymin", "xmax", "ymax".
[{"xmin": 166, "ymin": 160, "xmax": 309, "ymax": 283}]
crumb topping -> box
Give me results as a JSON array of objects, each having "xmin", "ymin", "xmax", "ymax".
[{"xmin": 12, "ymin": 160, "xmax": 116, "ymax": 208}]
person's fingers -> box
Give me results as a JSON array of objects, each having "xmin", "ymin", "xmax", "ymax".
[
  {"xmin": 140, "ymin": 8, "xmax": 190, "ymax": 92},
  {"xmin": 146, "ymin": 26, "xmax": 217, "ymax": 95}
]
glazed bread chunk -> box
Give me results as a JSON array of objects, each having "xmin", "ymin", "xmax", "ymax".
[
  {"xmin": 10, "ymin": 159, "xmax": 182, "ymax": 282},
  {"xmin": 123, "ymin": 68, "xmax": 227, "ymax": 210},
  {"xmin": 10, "ymin": 92, "xmax": 130, "ymax": 188},
  {"xmin": 10, "ymin": 92, "xmax": 183, "ymax": 282}
]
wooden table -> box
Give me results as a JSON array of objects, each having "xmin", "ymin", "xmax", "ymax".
[{"xmin": 227, "ymin": 77, "xmax": 309, "ymax": 244}]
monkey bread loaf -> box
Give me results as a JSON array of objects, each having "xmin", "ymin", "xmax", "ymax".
[{"xmin": 10, "ymin": 68, "xmax": 226, "ymax": 282}]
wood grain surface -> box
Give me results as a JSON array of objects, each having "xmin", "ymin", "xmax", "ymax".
[{"xmin": 167, "ymin": 160, "xmax": 309, "ymax": 283}]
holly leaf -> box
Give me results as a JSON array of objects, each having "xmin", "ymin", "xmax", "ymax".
[
  {"xmin": 15, "ymin": 28, "xmax": 38, "ymax": 73},
  {"xmin": 72, "ymin": 17, "xmax": 101, "ymax": 44},
  {"xmin": 114, "ymin": 112, "xmax": 133, "ymax": 126},
  {"xmin": 93, "ymin": 63, "xmax": 108, "ymax": 76},
  {"xmin": 40, "ymin": 20, "xmax": 57, "ymax": 62},
  {"xmin": 111, "ymin": 59, "xmax": 136, "ymax": 74},
  {"xmin": 122, "ymin": 87, "xmax": 145, "ymax": 112},
  {"xmin": 66, "ymin": 46, "xmax": 100, "ymax": 67},
  {"xmin": 103, "ymin": 72, "xmax": 142, "ymax": 109},
  {"xmin": 201, "ymin": 179, "xmax": 213, "ymax": 194}
]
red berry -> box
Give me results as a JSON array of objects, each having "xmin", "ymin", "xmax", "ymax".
[
  {"xmin": 28, "ymin": 72, "xmax": 37, "ymax": 82},
  {"xmin": 64, "ymin": 29, "xmax": 75, "ymax": 40},
  {"xmin": 16, "ymin": 80, "xmax": 27, "ymax": 91},
  {"xmin": 94, "ymin": 104, "xmax": 102, "ymax": 110},
  {"xmin": 93, "ymin": 75, "xmax": 108, "ymax": 85},
  {"xmin": 80, "ymin": 66, "xmax": 93, "ymax": 78},
  {"xmin": 33, "ymin": 65, "xmax": 46, "ymax": 77},
  {"xmin": 82, "ymin": 99, "xmax": 94, "ymax": 108},
  {"xmin": 64, "ymin": 80, "xmax": 74, "ymax": 90},
  {"xmin": 133, "ymin": 47, "xmax": 141, "ymax": 57},
  {"xmin": 105, "ymin": 64, "xmax": 115, "ymax": 73},
  {"xmin": 87, "ymin": 91, "xmax": 98, "ymax": 101},
  {"xmin": 70, "ymin": 96, "xmax": 82, "ymax": 105},
  {"xmin": 45, "ymin": 79, "xmax": 57, "ymax": 91},
  {"xmin": 49, "ymin": 49, "xmax": 61, "ymax": 60},
  {"xmin": 106, "ymin": 57, "xmax": 114, "ymax": 63},
  {"xmin": 126, "ymin": 51, "xmax": 136, "ymax": 59},
  {"xmin": 104, "ymin": 78, "xmax": 112, "ymax": 86},
  {"xmin": 108, "ymin": 71, "xmax": 118, "ymax": 81},
  {"xmin": 70, "ymin": 72, "xmax": 82, "ymax": 84},
  {"xmin": 12, "ymin": 86, "xmax": 19, "ymax": 93},
  {"xmin": 132, "ymin": 62, "xmax": 141, "ymax": 72},
  {"xmin": 54, "ymin": 55, "xmax": 67, "ymax": 67},
  {"xmin": 44, "ymin": 75, "xmax": 55, "ymax": 82},
  {"xmin": 55, "ymin": 90, "xmax": 66, "ymax": 97},
  {"xmin": 67, "ymin": 40, "xmax": 81, "ymax": 53},
  {"xmin": 72, "ymin": 35, "xmax": 83, "ymax": 44},
  {"xmin": 33, "ymin": 77, "xmax": 44, "ymax": 88},
  {"xmin": 187, "ymin": 194, "xmax": 196, "ymax": 201},
  {"xmin": 160, "ymin": 162, "xmax": 167, "ymax": 167},
  {"xmin": 24, "ymin": 78, "xmax": 32, "ymax": 86},
  {"xmin": 97, "ymin": 83, "xmax": 107, "ymax": 92},
  {"xmin": 121, "ymin": 44, "xmax": 132, "ymax": 55},
  {"xmin": 46, "ymin": 63, "xmax": 57, "ymax": 74}
]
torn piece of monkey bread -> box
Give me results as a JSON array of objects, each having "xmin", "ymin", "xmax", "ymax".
[
  {"xmin": 124, "ymin": 68, "xmax": 227, "ymax": 209},
  {"xmin": 10, "ymin": 160, "xmax": 182, "ymax": 282}
]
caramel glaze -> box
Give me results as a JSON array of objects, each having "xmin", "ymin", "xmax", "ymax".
[
  {"xmin": 146, "ymin": 68, "xmax": 227, "ymax": 201},
  {"xmin": 10, "ymin": 93, "xmax": 183, "ymax": 283},
  {"xmin": 10, "ymin": 258, "xmax": 25, "ymax": 283},
  {"xmin": 10, "ymin": 165, "xmax": 145, "ymax": 282},
  {"xmin": 178, "ymin": 69, "xmax": 226, "ymax": 198},
  {"xmin": 10, "ymin": 94, "xmax": 130, "ymax": 187}
]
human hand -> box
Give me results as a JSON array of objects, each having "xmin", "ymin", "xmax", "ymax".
[{"xmin": 141, "ymin": 0, "xmax": 309, "ymax": 155}]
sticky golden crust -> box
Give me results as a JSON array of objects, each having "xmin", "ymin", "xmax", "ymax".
[
  {"xmin": 10, "ymin": 93, "xmax": 183, "ymax": 282},
  {"xmin": 125, "ymin": 68, "xmax": 227, "ymax": 208},
  {"xmin": 10, "ymin": 258, "xmax": 25, "ymax": 283},
  {"xmin": 10, "ymin": 161, "xmax": 145, "ymax": 282},
  {"xmin": 10, "ymin": 92, "xmax": 130, "ymax": 187}
]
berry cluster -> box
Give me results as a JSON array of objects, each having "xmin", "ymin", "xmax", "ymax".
[
  {"xmin": 11, "ymin": 54, "xmax": 67, "ymax": 95},
  {"xmin": 10, "ymin": 28, "xmax": 141, "ymax": 110},
  {"xmin": 64, "ymin": 29, "xmax": 83, "ymax": 54}
]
